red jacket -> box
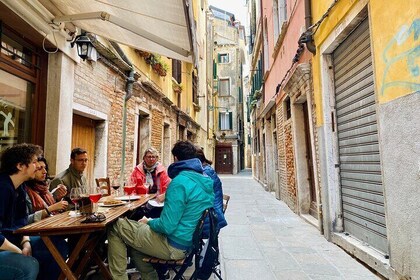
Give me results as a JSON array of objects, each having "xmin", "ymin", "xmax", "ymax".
[{"xmin": 131, "ymin": 162, "xmax": 171, "ymax": 194}]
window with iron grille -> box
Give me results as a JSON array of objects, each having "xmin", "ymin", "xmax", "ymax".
[{"xmin": 172, "ymin": 59, "xmax": 182, "ymax": 83}]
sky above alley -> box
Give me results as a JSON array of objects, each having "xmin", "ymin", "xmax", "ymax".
[{"xmin": 208, "ymin": 0, "xmax": 248, "ymax": 27}]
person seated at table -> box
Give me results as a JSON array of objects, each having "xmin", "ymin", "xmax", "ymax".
[
  {"xmin": 107, "ymin": 140, "xmax": 214, "ymax": 280},
  {"xmin": 0, "ymin": 250, "xmax": 39, "ymax": 280},
  {"xmin": 26, "ymin": 157, "xmax": 68, "ymax": 223},
  {"xmin": 195, "ymin": 147, "xmax": 228, "ymax": 235},
  {"xmin": 50, "ymin": 147, "xmax": 88, "ymax": 205},
  {"xmin": 130, "ymin": 147, "xmax": 171, "ymax": 219},
  {"xmin": 0, "ymin": 143, "xmax": 68, "ymax": 280}
]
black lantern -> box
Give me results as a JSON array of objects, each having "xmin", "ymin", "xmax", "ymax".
[{"xmin": 73, "ymin": 34, "xmax": 94, "ymax": 61}]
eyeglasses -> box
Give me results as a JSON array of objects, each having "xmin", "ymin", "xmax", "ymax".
[{"xmin": 145, "ymin": 156, "xmax": 157, "ymax": 159}]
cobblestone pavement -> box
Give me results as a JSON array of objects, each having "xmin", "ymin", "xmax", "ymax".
[{"xmin": 217, "ymin": 169, "xmax": 380, "ymax": 280}]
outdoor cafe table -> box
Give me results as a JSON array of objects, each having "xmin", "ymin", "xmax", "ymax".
[{"xmin": 14, "ymin": 194, "xmax": 156, "ymax": 280}]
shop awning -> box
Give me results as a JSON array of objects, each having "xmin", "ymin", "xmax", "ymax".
[{"xmin": 1, "ymin": 0, "xmax": 194, "ymax": 63}]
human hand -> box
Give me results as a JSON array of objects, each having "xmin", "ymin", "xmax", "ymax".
[
  {"xmin": 54, "ymin": 184, "xmax": 67, "ymax": 200},
  {"xmin": 139, "ymin": 217, "xmax": 150, "ymax": 224},
  {"xmin": 155, "ymin": 194, "xmax": 165, "ymax": 203},
  {"xmin": 50, "ymin": 200, "xmax": 69, "ymax": 212},
  {"xmin": 21, "ymin": 242, "xmax": 32, "ymax": 256}
]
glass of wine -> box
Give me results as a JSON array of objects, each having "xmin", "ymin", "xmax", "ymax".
[
  {"xmin": 123, "ymin": 177, "xmax": 137, "ymax": 206},
  {"xmin": 111, "ymin": 176, "xmax": 120, "ymax": 196},
  {"xmin": 70, "ymin": 188, "xmax": 81, "ymax": 216},
  {"xmin": 143, "ymin": 182, "xmax": 151, "ymax": 196},
  {"xmin": 89, "ymin": 186, "xmax": 102, "ymax": 213}
]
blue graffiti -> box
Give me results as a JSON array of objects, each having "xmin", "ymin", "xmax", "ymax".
[{"xmin": 381, "ymin": 19, "xmax": 420, "ymax": 96}]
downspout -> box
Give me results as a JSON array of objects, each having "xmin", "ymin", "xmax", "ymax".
[
  {"xmin": 110, "ymin": 42, "xmax": 135, "ymax": 186},
  {"xmin": 302, "ymin": 0, "xmax": 316, "ymax": 54},
  {"xmin": 304, "ymin": 0, "xmax": 324, "ymax": 234}
]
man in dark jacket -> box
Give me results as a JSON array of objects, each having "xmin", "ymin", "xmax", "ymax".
[{"xmin": 108, "ymin": 141, "xmax": 214, "ymax": 280}]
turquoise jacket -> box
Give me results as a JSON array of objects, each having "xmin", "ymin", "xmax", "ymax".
[{"xmin": 148, "ymin": 158, "xmax": 214, "ymax": 250}]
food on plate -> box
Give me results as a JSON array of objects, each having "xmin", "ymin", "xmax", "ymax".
[{"xmin": 103, "ymin": 199, "xmax": 123, "ymax": 205}]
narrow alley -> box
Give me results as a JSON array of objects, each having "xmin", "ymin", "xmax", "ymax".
[{"xmin": 218, "ymin": 170, "xmax": 380, "ymax": 280}]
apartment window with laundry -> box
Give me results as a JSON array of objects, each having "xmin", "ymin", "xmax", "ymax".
[
  {"xmin": 219, "ymin": 112, "xmax": 233, "ymax": 130},
  {"xmin": 172, "ymin": 59, "xmax": 182, "ymax": 83},
  {"xmin": 217, "ymin": 53, "xmax": 230, "ymax": 63},
  {"xmin": 218, "ymin": 78, "xmax": 230, "ymax": 96}
]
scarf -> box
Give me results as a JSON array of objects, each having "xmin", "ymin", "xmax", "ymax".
[
  {"xmin": 143, "ymin": 162, "xmax": 159, "ymax": 193},
  {"xmin": 26, "ymin": 181, "xmax": 56, "ymax": 212}
]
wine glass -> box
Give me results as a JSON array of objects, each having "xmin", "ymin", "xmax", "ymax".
[
  {"xmin": 143, "ymin": 182, "xmax": 151, "ymax": 196},
  {"xmin": 111, "ymin": 176, "xmax": 120, "ymax": 196},
  {"xmin": 89, "ymin": 186, "xmax": 102, "ymax": 213},
  {"xmin": 70, "ymin": 188, "xmax": 81, "ymax": 216},
  {"xmin": 123, "ymin": 177, "xmax": 137, "ymax": 206}
]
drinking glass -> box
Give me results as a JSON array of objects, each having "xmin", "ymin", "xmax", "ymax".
[
  {"xmin": 111, "ymin": 176, "xmax": 120, "ymax": 196},
  {"xmin": 89, "ymin": 186, "xmax": 102, "ymax": 213},
  {"xmin": 143, "ymin": 182, "xmax": 151, "ymax": 196},
  {"xmin": 70, "ymin": 188, "xmax": 81, "ymax": 216},
  {"xmin": 123, "ymin": 177, "xmax": 137, "ymax": 206}
]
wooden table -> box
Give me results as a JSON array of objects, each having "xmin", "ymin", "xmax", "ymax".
[{"xmin": 15, "ymin": 194, "xmax": 156, "ymax": 280}]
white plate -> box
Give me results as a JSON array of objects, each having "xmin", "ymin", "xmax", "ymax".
[
  {"xmin": 115, "ymin": 195, "xmax": 141, "ymax": 201},
  {"xmin": 147, "ymin": 199, "xmax": 164, "ymax": 207},
  {"xmin": 98, "ymin": 201, "xmax": 127, "ymax": 207}
]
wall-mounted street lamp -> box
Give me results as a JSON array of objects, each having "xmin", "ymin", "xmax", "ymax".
[{"xmin": 71, "ymin": 34, "xmax": 95, "ymax": 60}]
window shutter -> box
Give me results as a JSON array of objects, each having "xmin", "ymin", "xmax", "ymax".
[
  {"xmin": 213, "ymin": 60, "xmax": 217, "ymax": 79},
  {"xmin": 218, "ymin": 112, "xmax": 222, "ymax": 129},
  {"xmin": 217, "ymin": 53, "xmax": 221, "ymax": 63},
  {"xmin": 229, "ymin": 112, "xmax": 233, "ymax": 129}
]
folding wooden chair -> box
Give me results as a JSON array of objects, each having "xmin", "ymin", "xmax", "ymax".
[
  {"xmin": 222, "ymin": 194, "xmax": 230, "ymax": 214},
  {"xmin": 142, "ymin": 209, "xmax": 210, "ymax": 280},
  {"xmin": 95, "ymin": 177, "xmax": 111, "ymax": 196}
]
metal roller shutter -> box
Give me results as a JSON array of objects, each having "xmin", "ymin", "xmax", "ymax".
[{"xmin": 333, "ymin": 19, "xmax": 388, "ymax": 253}]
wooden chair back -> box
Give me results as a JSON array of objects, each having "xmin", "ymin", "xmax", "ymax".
[
  {"xmin": 95, "ymin": 177, "xmax": 111, "ymax": 196},
  {"xmin": 222, "ymin": 194, "xmax": 230, "ymax": 214}
]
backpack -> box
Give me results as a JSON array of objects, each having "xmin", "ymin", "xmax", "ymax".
[{"xmin": 194, "ymin": 208, "xmax": 221, "ymax": 280}]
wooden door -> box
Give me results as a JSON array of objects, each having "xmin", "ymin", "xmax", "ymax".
[
  {"xmin": 215, "ymin": 145, "xmax": 233, "ymax": 174},
  {"xmin": 72, "ymin": 114, "xmax": 95, "ymax": 187},
  {"xmin": 303, "ymin": 102, "xmax": 317, "ymax": 218}
]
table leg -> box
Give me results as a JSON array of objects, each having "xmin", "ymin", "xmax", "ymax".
[
  {"xmin": 41, "ymin": 236, "xmax": 76, "ymax": 280},
  {"xmin": 74, "ymin": 235, "xmax": 100, "ymax": 277},
  {"xmin": 57, "ymin": 233, "xmax": 90, "ymax": 280},
  {"xmin": 92, "ymin": 251, "xmax": 112, "ymax": 280}
]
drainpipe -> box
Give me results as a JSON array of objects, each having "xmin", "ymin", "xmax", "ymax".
[
  {"xmin": 110, "ymin": 42, "xmax": 135, "ymax": 186},
  {"xmin": 301, "ymin": 0, "xmax": 316, "ymax": 54}
]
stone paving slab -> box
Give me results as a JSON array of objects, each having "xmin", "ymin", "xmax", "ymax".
[{"xmin": 218, "ymin": 170, "xmax": 380, "ymax": 280}]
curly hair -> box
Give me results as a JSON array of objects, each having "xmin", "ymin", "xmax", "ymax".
[{"xmin": 0, "ymin": 143, "xmax": 43, "ymax": 175}]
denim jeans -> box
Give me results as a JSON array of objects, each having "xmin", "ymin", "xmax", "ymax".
[
  {"xmin": 30, "ymin": 236, "xmax": 68, "ymax": 280},
  {"xmin": 0, "ymin": 251, "xmax": 39, "ymax": 280}
]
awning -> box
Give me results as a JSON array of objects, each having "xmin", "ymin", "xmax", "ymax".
[{"xmin": 1, "ymin": 0, "xmax": 194, "ymax": 63}]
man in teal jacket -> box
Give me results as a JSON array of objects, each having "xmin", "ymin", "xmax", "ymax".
[{"xmin": 107, "ymin": 141, "xmax": 214, "ymax": 280}]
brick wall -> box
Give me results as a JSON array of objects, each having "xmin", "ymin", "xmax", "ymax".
[
  {"xmin": 284, "ymin": 121, "xmax": 296, "ymax": 211},
  {"xmin": 151, "ymin": 109, "xmax": 163, "ymax": 150},
  {"xmin": 276, "ymin": 103, "xmax": 287, "ymax": 202}
]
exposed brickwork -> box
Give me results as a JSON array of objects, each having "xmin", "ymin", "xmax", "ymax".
[
  {"xmin": 284, "ymin": 121, "xmax": 296, "ymax": 210},
  {"xmin": 276, "ymin": 103, "xmax": 287, "ymax": 202},
  {"xmin": 151, "ymin": 109, "xmax": 163, "ymax": 150}
]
